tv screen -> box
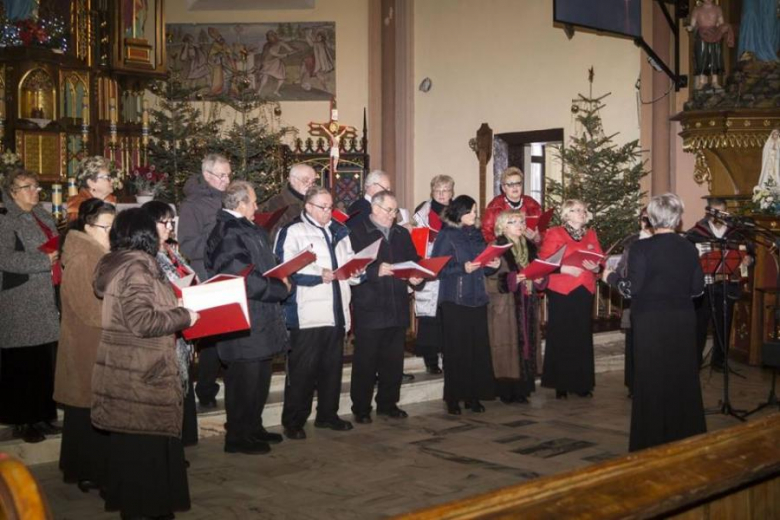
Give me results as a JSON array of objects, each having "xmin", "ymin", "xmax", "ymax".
[{"xmin": 554, "ymin": 0, "xmax": 642, "ymax": 39}]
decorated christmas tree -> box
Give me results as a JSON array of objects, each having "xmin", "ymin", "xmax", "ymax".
[{"xmin": 546, "ymin": 70, "xmax": 648, "ymax": 251}]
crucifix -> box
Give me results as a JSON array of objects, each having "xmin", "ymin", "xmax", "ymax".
[{"xmin": 308, "ymin": 98, "xmax": 357, "ymax": 175}]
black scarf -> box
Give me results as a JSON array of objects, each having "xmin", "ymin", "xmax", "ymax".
[
  {"xmin": 287, "ymin": 183, "xmax": 305, "ymax": 202},
  {"xmin": 430, "ymin": 198, "xmax": 446, "ymax": 215}
]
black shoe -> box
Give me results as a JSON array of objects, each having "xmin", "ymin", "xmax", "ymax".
[
  {"xmin": 556, "ymin": 390, "xmax": 568, "ymax": 400},
  {"xmin": 198, "ymin": 398, "xmax": 218, "ymax": 410},
  {"xmin": 353, "ymin": 413, "xmax": 373, "ymax": 424},
  {"xmin": 77, "ymin": 480, "xmax": 100, "ymax": 493},
  {"xmin": 402, "ymin": 373, "xmax": 415, "ymax": 382},
  {"xmin": 446, "ymin": 402, "xmax": 461, "ymax": 415},
  {"xmin": 36, "ymin": 421, "xmax": 62, "ymax": 435},
  {"xmin": 499, "ymin": 396, "xmax": 515, "ymax": 404},
  {"xmin": 251, "ymin": 427, "xmax": 283, "ymax": 444},
  {"xmin": 284, "ymin": 427, "xmax": 307, "ymax": 440},
  {"xmin": 15, "ymin": 424, "xmax": 45, "ymax": 444},
  {"xmin": 576, "ymin": 391, "xmax": 593, "ymax": 398},
  {"xmin": 425, "ymin": 366, "xmax": 443, "ymax": 375},
  {"xmin": 377, "ymin": 407, "xmax": 408, "ymax": 419},
  {"xmin": 516, "ymin": 396, "xmax": 529, "ymax": 404},
  {"xmin": 467, "ymin": 400, "xmax": 485, "ymax": 413},
  {"xmin": 314, "ymin": 418, "xmax": 354, "ymax": 431},
  {"xmin": 224, "ymin": 438, "xmax": 271, "ymax": 455}
]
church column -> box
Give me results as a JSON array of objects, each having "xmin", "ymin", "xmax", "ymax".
[{"xmin": 650, "ymin": 0, "xmax": 672, "ymax": 195}]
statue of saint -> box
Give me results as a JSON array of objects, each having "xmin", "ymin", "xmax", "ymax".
[
  {"xmin": 686, "ymin": 0, "xmax": 735, "ymax": 90},
  {"xmin": 737, "ymin": 0, "xmax": 780, "ymax": 63},
  {"xmin": 2, "ymin": 0, "xmax": 39, "ymax": 21},
  {"xmin": 758, "ymin": 129, "xmax": 780, "ymax": 189}
]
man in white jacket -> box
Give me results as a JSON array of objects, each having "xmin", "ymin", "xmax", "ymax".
[{"xmin": 274, "ymin": 186, "xmax": 362, "ymax": 439}]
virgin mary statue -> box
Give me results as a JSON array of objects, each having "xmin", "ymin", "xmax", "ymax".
[{"xmin": 758, "ymin": 130, "xmax": 780, "ymax": 189}]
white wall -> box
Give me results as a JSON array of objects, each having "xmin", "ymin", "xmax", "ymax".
[{"xmin": 413, "ymin": 0, "xmax": 642, "ymax": 205}]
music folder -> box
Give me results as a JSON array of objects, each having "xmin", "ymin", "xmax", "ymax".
[
  {"xmin": 38, "ymin": 235, "xmax": 60, "ymax": 254},
  {"xmin": 561, "ymin": 249, "xmax": 605, "ymax": 268},
  {"xmin": 390, "ymin": 256, "xmax": 451, "ymax": 280},
  {"xmin": 254, "ymin": 206, "xmax": 289, "ymax": 231},
  {"xmin": 180, "ymin": 265, "xmax": 253, "ymax": 340},
  {"xmin": 473, "ymin": 243, "xmax": 513, "ymax": 266},
  {"xmin": 332, "ymin": 209, "xmax": 359, "ymax": 224},
  {"xmin": 411, "ymin": 228, "xmax": 435, "ymax": 258},
  {"xmin": 333, "ymin": 238, "xmax": 382, "ymax": 280},
  {"xmin": 519, "ymin": 246, "xmax": 566, "ymax": 279},
  {"xmin": 526, "ymin": 208, "xmax": 555, "ymax": 233},
  {"xmin": 699, "ymin": 249, "xmax": 746, "ymax": 276},
  {"xmin": 263, "ymin": 245, "xmax": 316, "ymax": 279}
]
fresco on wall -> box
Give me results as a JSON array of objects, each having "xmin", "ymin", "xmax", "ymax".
[{"xmin": 166, "ymin": 22, "xmax": 336, "ymax": 101}]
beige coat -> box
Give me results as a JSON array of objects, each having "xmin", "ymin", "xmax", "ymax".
[
  {"xmin": 91, "ymin": 250, "xmax": 191, "ymax": 438},
  {"xmin": 54, "ymin": 231, "xmax": 108, "ymax": 408},
  {"xmin": 486, "ymin": 257, "xmax": 521, "ymax": 380}
]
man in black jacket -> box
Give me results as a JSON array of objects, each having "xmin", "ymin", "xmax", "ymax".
[
  {"xmin": 346, "ymin": 170, "xmax": 391, "ymax": 229},
  {"xmin": 349, "ymin": 191, "xmax": 424, "ymax": 423},
  {"xmin": 205, "ymin": 180, "xmax": 291, "ymax": 455}
]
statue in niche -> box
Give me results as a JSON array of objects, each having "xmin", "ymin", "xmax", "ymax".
[
  {"xmin": 123, "ymin": 0, "xmax": 149, "ymax": 39},
  {"xmin": 686, "ymin": 0, "xmax": 735, "ymax": 90},
  {"xmin": 758, "ymin": 129, "xmax": 780, "ymax": 189},
  {"xmin": 2, "ymin": 0, "xmax": 39, "ymax": 21},
  {"xmin": 737, "ymin": 0, "xmax": 780, "ymax": 62}
]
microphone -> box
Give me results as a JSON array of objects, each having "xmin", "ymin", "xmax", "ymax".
[{"xmin": 704, "ymin": 206, "xmax": 730, "ymax": 219}]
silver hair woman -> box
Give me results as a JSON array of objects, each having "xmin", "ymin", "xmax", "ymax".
[{"xmin": 646, "ymin": 192, "xmax": 684, "ymax": 230}]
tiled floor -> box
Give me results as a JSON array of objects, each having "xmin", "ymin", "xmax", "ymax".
[{"xmin": 30, "ymin": 361, "xmax": 778, "ymax": 519}]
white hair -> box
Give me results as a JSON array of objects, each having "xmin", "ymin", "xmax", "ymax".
[
  {"xmin": 364, "ymin": 169, "xmax": 388, "ymax": 188},
  {"xmin": 647, "ymin": 193, "xmax": 684, "ymax": 230},
  {"xmin": 202, "ymin": 153, "xmax": 230, "ymax": 174}
]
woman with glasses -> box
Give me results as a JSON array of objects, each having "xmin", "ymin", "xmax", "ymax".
[
  {"xmin": 432, "ymin": 195, "xmax": 500, "ymax": 415},
  {"xmin": 482, "ymin": 167, "xmax": 542, "ymax": 244},
  {"xmin": 486, "ymin": 210, "xmax": 545, "ymax": 405},
  {"xmin": 92, "ymin": 208, "xmax": 199, "ymax": 520},
  {"xmin": 411, "ymin": 175, "xmax": 455, "ymax": 375},
  {"xmin": 0, "ymin": 169, "xmax": 61, "ymax": 443},
  {"xmin": 54, "ymin": 198, "xmax": 115, "ymax": 492},
  {"xmin": 538, "ymin": 199, "xmax": 603, "ymax": 400},
  {"xmin": 142, "ymin": 200, "xmax": 200, "ymax": 448},
  {"xmin": 66, "ymin": 156, "xmax": 117, "ymax": 223}
]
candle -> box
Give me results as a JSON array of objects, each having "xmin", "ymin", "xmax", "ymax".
[
  {"xmin": 52, "ymin": 184, "xmax": 63, "ymax": 206},
  {"xmin": 142, "ymin": 99, "xmax": 149, "ymax": 125},
  {"xmin": 109, "ymin": 98, "xmax": 116, "ymax": 123},
  {"xmin": 67, "ymin": 178, "xmax": 78, "ymax": 197},
  {"xmin": 82, "ymin": 99, "xmax": 89, "ymax": 126}
]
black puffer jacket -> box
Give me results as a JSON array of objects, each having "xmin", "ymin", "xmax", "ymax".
[
  {"xmin": 205, "ymin": 210, "xmax": 290, "ymax": 361},
  {"xmin": 178, "ymin": 173, "xmax": 223, "ymax": 281}
]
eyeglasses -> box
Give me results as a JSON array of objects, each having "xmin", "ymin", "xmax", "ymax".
[
  {"xmin": 307, "ymin": 202, "xmax": 333, "ymax": 212},
  {"xmin": 207, "ymin": 170, "xmax": 231, "ymax": 181},
  {"xmin": 95, "ymin": 175, "xmax": 112, "ymax": 182},
  {"xmin": 433, "ymin": 188, "xmax": 453, "ymax": 195},
  {"xmin": 502, "ymin": 182, "xmax": 523, "ymax": 188},
  {"xmin": 12, "ymin": 183, "xmax": 42, "ymax": 193},
  {"xmin": 90, "ymin": 224, "xmax": 112, "ymax": 232},
  {"xmin": 373, "ymin": 182, "xmax": 391, "ymax": 192},
  {"xmin": 375, "ymin": 204, "xmax": 399, "ymax": 216},
  {"xmin": 569, "ymin": 208, "xmax": 587, "ymax": 214},
  {"xmin": 505, "ymin": 220, "xmax": 525, "ymax": 226},
  {"xmin": 158, "ymin": 219, "xmax": 175, "ymax": 229},
  {"xmin": 293, "ymin": 176, "xmax": 317, "ymax": 186}
]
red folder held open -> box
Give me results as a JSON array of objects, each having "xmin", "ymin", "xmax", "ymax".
[
  {"xmin": 254, "ymin": 206, "xmax": 288, "ymax": 231},
  {"xmin": 38, "ymin": 235, "xmax": 60, "ymax": 254},
  {"xmin": 526, "ymin": 208, "xmax": 555, "ymax": 233},
  {"xmin": 520, "ymin": 246, "xmax": 566, "ymax": 280},
  {"xmin": 390, "ymin": 256, "xmax": 451, "ymax": 280},
  {"xmin": 263, "ymin": 245, "xmax": 316, "ymax": 279},
  {"xmin": 180, "ymin": 265, "xmax": 253, "ymax": 340},
  {"xmin": 332, "ymin": 209, "xmax": 358, "ymax": 224},
  {"xmin": 411, "ymin": 228, "xmax": 432, "ymax": 258},
  {"xmin": 561, "ymin": 249, "xmax": 605, "ymax": 268},
  {"xmin": 333, "ymin": 238, "xmax": 382, "ymax": 280},
  {"xmin": 473, "ymin": 243, "xmax": 512, "ymax": 266}
]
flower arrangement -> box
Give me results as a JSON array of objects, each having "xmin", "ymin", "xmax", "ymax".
[
  {"xmin": 0, "ymin": 150, "xmax": 23, "ymax": 184},
  {"xmin": 751, "ymin": 177, "xmax": 780, "ymax": 215},
  {"xmin": 0, "ymin": 15, "xmax": 68, "ymax": 51},
  {"xmin": 129, "ymin": 165, "xmax": 168, "ymax": 197}
]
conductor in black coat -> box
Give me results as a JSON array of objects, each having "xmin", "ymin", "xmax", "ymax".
[
  {"xmin": 205, "ymin": 181, "xmax": 291, "ymax": 455},
  {"xmin": 604, "ymin": 193, "xmax": 706, "ymax": 452},
  {"xmin": 349, "ymin": 191, "xmax": 425, "ymax": 423}
]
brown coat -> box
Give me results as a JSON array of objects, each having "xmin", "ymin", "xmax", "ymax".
[
  {"xmin": 53, "ymin": 231, "xmax": 108, "ymax": 408},
  {"xmin": 486, "ymin": 257, "xmax": 521, "ymax": 380},
  {"xmin": 260, "ymin": 184, "xmax": 304, "ymax": 240},
  {"xmin": 91, "ymin": 249, "xmax": 191, "ymax": 438},
  {"xmin": 65, "ymin": 189, "xmax": 117, "ymax": 223}
]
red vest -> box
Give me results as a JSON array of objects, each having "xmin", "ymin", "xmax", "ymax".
[
  {"xmin": 539, "ymin": 226, "xmax": 602, "ymax": 295},
  {"xmin": 481, "ymin": 194, "xmax": 542, "ymax": 243}
]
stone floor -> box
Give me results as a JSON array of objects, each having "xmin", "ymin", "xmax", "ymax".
[{"xmin": 30, "ymin": 360, "xmax": 778, "ymax": 520}]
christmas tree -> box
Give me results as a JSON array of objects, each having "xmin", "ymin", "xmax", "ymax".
[{"xmin": 546, "ymin": 70, "xmax": 648, "ymax": 251}]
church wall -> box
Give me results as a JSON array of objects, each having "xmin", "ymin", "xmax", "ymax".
[
  {"xmin": 164, "ymin": 0, "xmax": 369, "ymax": 146},
  {"xmin": 412, "ymin": 0, "xmax": 642, "ymax": 208}
]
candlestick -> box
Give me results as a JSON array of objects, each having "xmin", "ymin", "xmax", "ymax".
[
  {"xmin": 52, "ymin": 183, "xmax": 63, "ymax": 207},
  {"xmin": 142, "ymin": 100, "xmax": 149, "ymax": 125},
  {"xmin": 82, "ymin": 99, "xmax": 89, "ymax": 126},
  {"xmin": 67, "ymin": 178, "xmax": 78, "ymax": 197},
  {"xmin": 109, "ymin": 98, "xmax": 117, "ymax": 124}
]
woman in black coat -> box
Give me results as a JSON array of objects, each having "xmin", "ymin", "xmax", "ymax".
[
  {"xmin": 603, "ymin": 193, "xmax": 705, "ymax": 452},
  {"xmin": 432, "ymin": 195, "xmax": 500, "ymax": 415}
]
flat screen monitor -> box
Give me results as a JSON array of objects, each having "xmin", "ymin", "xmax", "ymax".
[{"xmin": 554, "ymin": 0, "xmax": 642, "ymax": 39}]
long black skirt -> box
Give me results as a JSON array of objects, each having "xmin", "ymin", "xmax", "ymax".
[
  {"xmin": 103, "ymin": 433, "xmax": 190, "ymax": 518},
  {"xmin": 440, "ymin": 303, "xmax": 495, "ymax": 403},
  {"xmin": 0, "ymin": 343, "xmax": 57, "ymax": 425},
  {"xmin": 414, "ymin": 314, "xmax": 444, "ymax": 358},
  {"xmin": 630, "ymin": 308, "xmax": 706, "ymax": 452},
  {"xmin": 541, "ymin": 287, "xmax": 595, "ymax": 393},
  {"xmin": 59, "ymin": 406, "xmax": 109, "ymax": 485},
  {"xmin": 182, "ymin": 376, "xmax": 198, "ymax": 447}
]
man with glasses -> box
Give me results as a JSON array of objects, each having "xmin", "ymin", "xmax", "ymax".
[
  {"xmin": 346, "ymin": 170, "xmax": 391, "ymax": 229},
  {"xmin": 481, "ymin": 167, "xmax": 542, "ymax": 243},
  {"xmin": 179, "ymin": 153, "xmax": 232, "ymax": 410},
  {"xmin": 274, "ymin": 186, "xmax": 362, "ymax": 440},
  {"xmin": 348, "ymin": 190, "xmax": 424, "ymax": 424},
  {"xmin": 260, "ymin": 163, "xmax": 318, "ymax": 239}
]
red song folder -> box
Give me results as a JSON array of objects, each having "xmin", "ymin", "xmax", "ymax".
[
  {"xmin": 519, "ymin": 246, "xmax": 566, "ymax": 280},
  {"xmin": 254, "ymin": 206, "xmax": 289, "ymax": 231},
  {"xmin": 390, "ymin": 256, "xmax": 451, "ymax": 280},
  {"xmin": 180, "ymin": 266, "xmax": 252, "ymax": 340},
  {"xmin": 333, "ymin": 238, "xmax": 382, "ymax": 280},
  {"xmin": 699, "ymin": 249, "xmax": 746, "ymax": 275},
  {"xmin": 170, "ymin": 273, "xmax": 196, "ymax": 298},
  {"xmin": 411, "ymin": 228, "xmax": 432, "ymax": 258},
  {"xmin": 263, "ymin": 245, "xmax": 316, "ymax": 279},
  {"xmin": 526, "ymin": 208, "xmax": 555, "ymax": 233},
  {"xmin": 38, "ymin": 235, "xmax": 60, "ymax": 254},
  {"xmin": 473, "ymin": 243, "xmax": 513, "ymax": 266},
  {"xmin": 561, "ymin": 249, "xmax": 605, "ymax": 268},
  {"xmin": 332, "ymin": 209, "xmax": 356, "ymax": 224}
]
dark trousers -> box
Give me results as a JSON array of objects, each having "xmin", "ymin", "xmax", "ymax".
[
  {"xmin": 695, "ymin": 284, "xmax": 736, "ymax": 367},
  {"xmin": 350, "ymin": 327, "xmax": 405, "ymax": 415},
  {"xmin": 195, "ymin": 339, "xmax": 221, "ymax": 403},
  {"xmin": 282, "ymin": 327, "xmax": 345, "ymax": 429},
  {"xmin": 223, "ymin": 358, "xmax": 273, "ymax": 444}
]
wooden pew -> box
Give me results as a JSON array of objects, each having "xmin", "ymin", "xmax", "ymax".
[
  {"xmin": 397, "ymin": 413, "xmax": 780, "ymax": 519},
  {"xmin": 0, "ymin": 454, "xmax": 51, "ymax": 520}
]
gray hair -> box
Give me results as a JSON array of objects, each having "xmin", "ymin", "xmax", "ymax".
[
  {"xmin": 364, "ymin": 169, "xmax": 388, "ymax": 189},
  {"xmin": 647, "ymin": 193, "xmax": 684, "ymax": 230},
  {"xmin": 222, "ymin": 180, "xmax": 254, "ymax": 210},
  {"xmin": 304, "ymin": 185, "xmax": 331, "ymax": 203},
  {"xmin": 202, "ymin": 153, "xmax": 230, "ymax": 174},
  {"xmin": 290, "ymin": 163, "xmax": 315, "ymax": 181},
  {"xmin": 371, "ymin": 190, "xmax": 396, "ymax": 206},
  {"xmin": 77, "ymin": 156, "xmax": 111, "ymax": 189},
  {"xmin": 2, "ymin": 168, "xmax": 37, "ymax": 196}
]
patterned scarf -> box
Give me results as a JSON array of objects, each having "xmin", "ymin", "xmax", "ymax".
[{"xmin": 563, "ymin": 222, "xmax": 587, "ymax": 241}]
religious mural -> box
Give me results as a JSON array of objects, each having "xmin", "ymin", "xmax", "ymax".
[{"xmin": 166, "ymin": 22, "xmax": 336, "ymax": 101}]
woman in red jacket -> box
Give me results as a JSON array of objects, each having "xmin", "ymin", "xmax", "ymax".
[{"xmin": 538, "ymin": 199, "xmax": 602, "ymax": 399}]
